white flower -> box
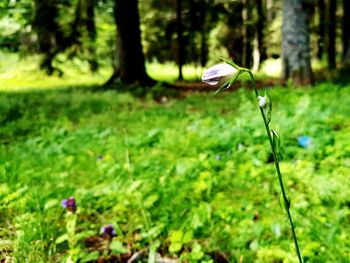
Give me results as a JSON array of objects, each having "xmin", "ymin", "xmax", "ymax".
[
  {"xmin": 201, "ymin": 63, "xmax": 238, "ymax": 85},
  {"xmin": 258, "ymin": 96, "xmax": 267, "ymax": 107}
]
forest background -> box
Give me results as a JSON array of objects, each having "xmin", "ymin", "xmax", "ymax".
[{"xmin": 1, "ymin": 0, "xmax": 350, "ymax": 262}]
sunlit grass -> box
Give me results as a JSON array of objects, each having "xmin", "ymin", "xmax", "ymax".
[
  {"xmin": 0, "ymin": 52, "xmax": 204, "ymax": 91},
  {"xmin": 147, "ymin": 62, "xmax": 203, "ymax": 82},
  {"xmin": 0, "ymin": 52, "xmax": 111, "ymax": 92},
  {"xmin": 0, "ymin": 52, "xmax": 327, "ymax": 93}
]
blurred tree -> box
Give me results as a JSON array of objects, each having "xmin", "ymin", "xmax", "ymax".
[
  {"xmin": 327, "ymin": 0, "xmax": 336, "ymax": 69},
  {"xmin": 282, "ymin": 0, "xmax": 314, "ymax": 85},
  {"xmin": 219, "ymin": 1, "xmax": 244, "ymax": 65},
  {"xmin": 342, "ymin": 0, "xmax": 350, "ymax": 66},
  {"xmin": 242, "ymin": 0, "xmax": 253, "ymax": 68},
  {"xmin": 0, "ymin": 0, "xmax": 33, "ymax": 51},
  {"xmin": 33, "ymin": 0, "xmax": 64, "ymax": 74},
  {"xmin": 107, "ymin": 0, "xmax": 154, "ymax": 86},
  {"xmin": 188, "ymin": 0, "xmax": 217, "ymax": 67},
  {"xmin": 256, "ymin": 0, "xmax": 267, "ymax": 63},
  {"xmin": 176, "ymin": 0, "xmax": 184, "ymax": 80},
  {"xmin": 86, "ymin": 0, "xmax": 98, "ymax": 71},
  {"xmin": 32, "ymin": 0, "xmax": 98, "ymax": 74},
  {"xmin": 71, "ymin": 0, "xmax": 98, "ymax": 71},
  {"xmin": 316, "ymin": 0, "xmax": 326, "ymax": 60}
]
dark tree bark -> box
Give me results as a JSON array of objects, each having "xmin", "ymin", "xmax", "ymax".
[
  {"xmin": 33, "ymin": 0, "xmax": 63, "ymax": 75},
  {"xmin": 342, "ymin": 0, "xmax": 350, "ymax": 65},
  {"xmin": 71, "ymin": 0, "xmax": 83, "ymax": 42},
  {"xmin": 327, "ymin": 0, "xmax": 336, "ymax": 69},
  {"xmin": 200, "ymin": 28, "xmax": 208, "ymax": 67},
  {"xmin": 108, "ymin": 0, "xmax": 154, "ymax": 86},
  {"xmin": 176, "ymin": 0, "xmax": 184, "ymax": 80},
  {"xmin": 256, "ymin": 0, "xmax": 267, "ymax": 63},
  {"xmin": 281, "ymin": 0, "xmax": 314, "ymax": 86},
  {"xmin": 317, "ymin": 0, "xmax": 326, "ymax": 59},
  {"xmin": 86, "ymin": 0, "xmax": 98, "ymax": 71}
]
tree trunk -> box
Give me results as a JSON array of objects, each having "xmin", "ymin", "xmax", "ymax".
[
  {"xmin": 342, "ymin": 0, "xmax": 350, "ymax": 64},
  {"xmin": 33, "ymin": 0, "xmax": 62, "ymax": 74},
  {"xmin": 200, "ymin": 28, "xmax": 208, "ymax": 67},
  {"xmin": 256, "ymin": 0, "xmax": 267, "ymax": 63},
  {"xmin": 109, "ymin": 0, "xmax": 154, "ymax": 86},
  {"xmin": 176, "ymin": 0, "xmax": 184, "ymax": 80},
  {"xmin": 281, "ymin": 0, "xmax": 314, "ymax": 86},
  {"xmin": 327, "ymin": 0, "xmax": 336, "ymax": 69},
  {"xmin": 86, "ymin": 0, "xmax": 98, "ymax": 71},
  {"xmin": 317, "ymin": 0, "xmax": 326, "ymax": 59}
]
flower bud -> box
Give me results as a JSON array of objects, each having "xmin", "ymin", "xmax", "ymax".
[
  {"xmin": 61, "ymin": 196, "xmax": 77, "ymax": 212},
  {"xmin": 101, "ymin": 224, "xmax": 116, "ymax": 240},
  {"xmin": 258, "ymin": 96, "xmax": 267, "ymax": 107},
  {"xmin": 202, "ymin": 63, "xmax": 238, "ymax": 85}
]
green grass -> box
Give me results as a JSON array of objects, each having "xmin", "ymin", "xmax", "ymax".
[
  {"xmin": 1, "ymin": 80, "xmax": 350, "ymax": 262},
  {"xmin": 0, "ymin": 52, "xmax": 203, "ymax": 91},
  {"xmin": 1, "ymin": 53, "xmax": 350, "ymax": 262},
  {"xmin": 0, "ymin": 51, "xmax": 283, "ymax": 92}
]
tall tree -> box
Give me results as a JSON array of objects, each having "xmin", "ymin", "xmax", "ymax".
[
  {"xmin": 316, "ymin": 0, "xmax": 326, "ymax": 59},
  {"xmin": 327, "ymin": 0, "xmax": 336, "ymax": 69},
  {"xmin": 108, "ymin": 0, "xmax": 154, "ymax": 86},
  {"xmin": 33, "ymin": 0, "xmax": 63, "ymax": 74},
  {"xmin": 241, "ymin": 0, "xmax": 253, "ymax": 68},
  {"xmin": 86, "ymin": 0, "xmax": 98, "ymax": 71},
  {"xmin": 256, "ymin": 0, "xmax": 267, "ymax": 63},
  {"xmin": 176, "ymin": 0, "xmax": 184, "ymax": 80},
  {"xmin": 342, "ymin": 0, "xmax": 350, "ymax": 66},
  {"xmin": 281, "ymin": 0, "xmax": 314, "ymax": 86}
]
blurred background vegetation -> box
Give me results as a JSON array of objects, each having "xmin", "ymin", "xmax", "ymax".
[
  {"xmin": 1, "ymin": 1, "xmax": 350, "ymax": 262},
  {"xmin": 0, "ymin": 0, "xmax": 349, "ymax": 88}
]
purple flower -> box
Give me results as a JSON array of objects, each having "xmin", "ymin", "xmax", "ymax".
[
  {"xmin": 101, "ymin": 224, "xmax": 116, "ymax": 239},
  {"xmin": 61, "ymin": 196, "xmax": 77, "ymax": 212},
  {"xmin": 202, "ymin": 63, "xmax": 238, "ymax": 85},
  {"xmin": 298, "ymin": 136, "xmax": 312, "ymax": 148}
]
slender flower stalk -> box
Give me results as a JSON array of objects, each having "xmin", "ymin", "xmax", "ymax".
[{"xmin": 202, "ymin": 60, "xmax": 303, "ymax": 263}]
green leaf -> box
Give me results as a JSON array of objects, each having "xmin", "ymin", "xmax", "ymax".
[
  {"xmin": 271, "ymin": 129, "xmax": 283, "ymax": 162},
  {"xmin": 220, "ymin": 57, "xmax": 240, "ymax": 69},
  {"xmin": 44, "ymin": 199, "xmax": 59, "ymax": 210},
  {"xmin": 75, "ymin": 230, "xmax": 96, "ymax": 241},
  {"xmin": 169, "ymin": 230, "xmax": 183, "ymax": 243},
  {"xmin": 143, "ymin": 194, "xmax": 159, "ymax": 208},
  {"xmin": 279, "ymin": 193, "xmax": 291, "ymax": 212},
  {"xmin": 109, "ymin": 240, "xmax": 128, "ymax": 254},
  {"xmin": 169, "ymin": 242, "xmax": 182, "ymax": 253},
  {"xmin": 141, "ymin": 223, "xmax": 164, "ymax": 239},
  {"xmin": 56, "ymin": 234, "xmax": 69, "ymax": 244},
  {"xmin": 148, "ymin": 241, "xmax": 161, "ymax": 263},
  {"xmin": 189, "ymin": 243, "xmax": 204, "ymax": 260},
  {"xmin": 214, "ymin": 72, "xmax": 241, "ymax": 95},
  {"xmin": 263, "ymin": 92, "xmax": 272, "ymax": 125},
  {"xmin": 271, "ymin": 129, "xmax": 280, "ymax": 154},
  {"xmin": 182, "ymin": 230, "xmax": 193, "ymax": 244},
  {"xmin": 80, "ymin": 251, "xmax": 100, "ymax": 262}
]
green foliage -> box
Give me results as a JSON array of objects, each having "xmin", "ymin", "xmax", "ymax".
[{"xmin": 0, "ymin": 81, "xmax": 350, "ymax": 262}]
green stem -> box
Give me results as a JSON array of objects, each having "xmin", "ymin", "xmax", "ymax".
[{"xmin": 243, "ymin": 69, "xmax": 303, "ymax": 263}]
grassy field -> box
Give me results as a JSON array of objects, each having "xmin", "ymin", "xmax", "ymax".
[{"xmin": 1, "ymin": 56, "xmax": 350, "ymax": 262}]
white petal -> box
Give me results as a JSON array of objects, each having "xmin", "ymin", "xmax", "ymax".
[
  {"xmin": 202, "ymin": 63, "xmax": 237, "ymax": 85},
  {"xmin": 258, "ymin": 96, "xmax": 267, "ymax": 107}
]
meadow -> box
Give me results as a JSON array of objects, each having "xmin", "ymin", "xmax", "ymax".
[{"xmin": 1, "ymin": 56, "xmax": 350, "ymax": 262}]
